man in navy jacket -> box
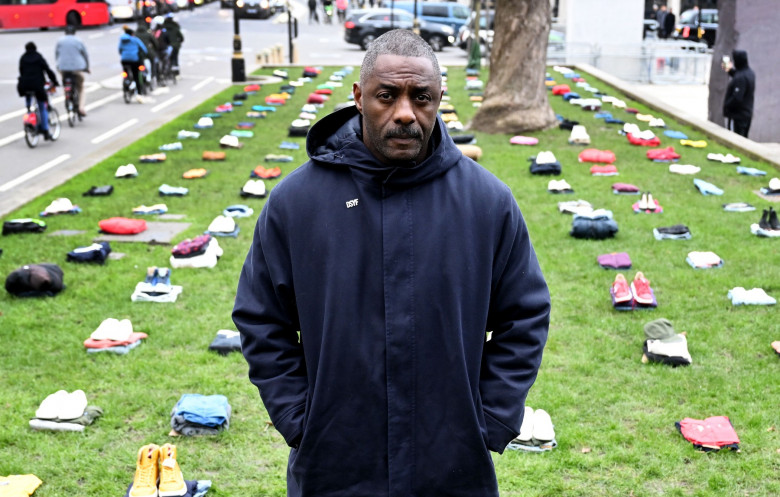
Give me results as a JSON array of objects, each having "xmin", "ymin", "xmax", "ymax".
[{"xmin": 233, "ymin": 29, "xmax": 550, "ymax": 497}]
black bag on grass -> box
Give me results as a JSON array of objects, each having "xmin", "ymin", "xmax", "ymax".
[{"xmin": 2, "ymin": 219, "xmax": 46, "ymax": 235}]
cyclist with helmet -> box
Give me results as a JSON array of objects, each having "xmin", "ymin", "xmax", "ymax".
[
  {"xmin": 150, "ymin": 16, "xmax": 172, "ymax": 86},
  {"xmin": 17, "ymin": 41, "xmax": 59, "ymax": 140},
  {"xmin": 134, "ymin": 20, "xmax": 158, "ymax": 88},
  {"xmin": 163, "ymin": 14, "xmax": 184, "ymax": 77},
  {"xmin": 55, "ymin": 24, "xmax": 90, "ymax": 117},
  {"xmin": 118, "ymin": 25, "xmax": 148, "ymax": 96}
]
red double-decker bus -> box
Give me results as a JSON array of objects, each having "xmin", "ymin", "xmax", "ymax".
[{"xmin": 0, "ymin": 0, "xmax": 110, "ymax": 30}]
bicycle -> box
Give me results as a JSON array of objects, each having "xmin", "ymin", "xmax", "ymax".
[
  {"xmin": 156, "ymin": 50, "xmax": 176, "ymax": 87},
  {"xmin": 62, "ymin": 72, "xmax": 82, "ymax": 127},
  {"xmin": 122, "ymin": 62, "xmax": 149, "ymax": 104},
  {"xmin": 23, "ymin": 84, "xmax": 61, "ymax": 148}
]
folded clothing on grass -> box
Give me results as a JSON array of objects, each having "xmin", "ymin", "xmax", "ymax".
[
  {"xmin": 170, "ymin": 394, "xmax": 231, "ymax": 436},
  {"xmin": 676, "ymin": 416, "xmax": 739, "ymax": 452}
]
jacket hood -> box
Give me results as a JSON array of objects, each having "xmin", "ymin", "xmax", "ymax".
[
  {"xmin": 305, "ymin": 105, "xmax": 460, "ymax": 189},
  {"xmin": 732, "ymin": 50, "xmax": 748, "ymax": 70},
  {"xmin": 119, "ymin": 33, "xmax": 133, "ymax": 43}
]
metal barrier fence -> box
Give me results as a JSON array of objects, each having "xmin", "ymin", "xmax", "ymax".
[{"xmin": 546, "ymin": 40, "xmax": 711, "ymax": 84}]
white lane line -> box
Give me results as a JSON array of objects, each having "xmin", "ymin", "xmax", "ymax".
[
  {"xmin": 151, "ymin": 94, "xmax": 183, "ymax": 113},
  {"xmin": 0, "ymin": 131, "xmax": 24, "ymax": 148},
  {"xmin": 191, "ymin": 76, "xmax": 214, "ymax": 91},
  {"xmin": 84, "ymin": 92, "xmax": 122, "ymax": 111},
  {"xmin": 88, "ymin": 33, "xmax": 104, "ymax": 39},
  {"xmin": 91, "ymin": 118, "xmax": 139, "ymax": 144},
  {"xmin": 0, "ymin": 154, "xmax": 71, "ymax": 192}
]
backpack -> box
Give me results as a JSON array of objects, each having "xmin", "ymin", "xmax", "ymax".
[{"xmin": 5, "ymin": 263, "xmax": 65, "ymax": 297}]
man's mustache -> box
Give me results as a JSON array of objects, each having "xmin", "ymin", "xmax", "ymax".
[{"xmin": 385, "ymin": 126, "xmax": 422, "ymax": 139}]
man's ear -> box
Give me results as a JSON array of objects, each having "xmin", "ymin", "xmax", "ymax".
[{"xmin": 353, "ymin": 82, "xmax": 363, "ymax": 114}]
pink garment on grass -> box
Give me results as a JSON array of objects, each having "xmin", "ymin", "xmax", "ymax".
[
  {"xmin": 84, "ymin": 332, "xmax": 148, "ymax": 349},
  {"xmin": 678, "ymin": 416, "xmax": 739, "ymax": 447}
]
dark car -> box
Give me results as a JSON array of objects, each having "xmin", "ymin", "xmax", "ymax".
[
  {"xmin": 235, "ymin": 0, "xmax": 272, "ymax": 19},
  {"xmin": 344, "ymin": 9, "xmax": 455, "ymax": 51},
  {"xmin": 674, "ymin": 8, "xmax": 718, "ymax": 47}
]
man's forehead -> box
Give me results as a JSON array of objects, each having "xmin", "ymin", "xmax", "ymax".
[{"xmin": 369, "ymin": 54, "xmax": 439, "ymax": 83}]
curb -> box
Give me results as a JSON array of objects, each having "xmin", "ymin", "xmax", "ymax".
[{"xmin": 575, "ymin": 63, "xmax": 780, "ymax": 170}]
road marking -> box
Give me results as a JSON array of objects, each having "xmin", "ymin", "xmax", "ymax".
[
  {"xmin": 91, "ymin": 118, "xmax": 139, "ymax": 144},
  {"xmin": 0, "ymin": 131, "xmax": 24, "ymax": 148},
  {"xmin": 84, "ymin": 92, "xmax": 123, "ymax": 111},
  {"xmin": 88, "ymin": 32, "xmax": 104, "ymax": 39},
  {"xmin": 151, "ymin": 94, "xmax": 183, "ymax": 113},
  {"xmin": 192, "ymin": 76, "xmax": 214, "ymax": 91},
  {"xmin": 0, "ymin": 154, "xmax": 71, "ymax": 192}
]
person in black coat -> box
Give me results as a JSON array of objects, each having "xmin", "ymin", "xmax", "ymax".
[
  {"xmin": 723, "ymin": 50, "xmax": 756, "ymax": 138},
  {"xmin": 663, "ymin": 9, "xmax": 676, "ymax": 40},
  {"xmin": 17, "ymin": 41, "xmax": 59, "ymax": 139}
]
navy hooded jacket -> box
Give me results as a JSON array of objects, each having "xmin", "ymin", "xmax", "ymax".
[
  {"xmin": 233, "ymin": 105, "xmax": 551, "ymax": 497},
  {"xmin": 724, "ymin": 50, "xmax": 755, "ymax": 121}
]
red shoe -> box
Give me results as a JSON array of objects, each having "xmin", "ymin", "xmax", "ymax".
[
  {"xmin": 612, "ymin": 274, "xmax": 632, "ymax": 304},
  {"xmin": 631, "ymin": 272, "xmax": 653, "ymax": 305}
]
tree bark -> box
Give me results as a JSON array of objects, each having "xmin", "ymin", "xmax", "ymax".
[{"xmin": 470, "ymin": 0, "xmax": 558, "ymax": 134}]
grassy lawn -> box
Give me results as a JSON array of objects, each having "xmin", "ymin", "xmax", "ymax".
[{"xmin": 0, "ymin": 63, "xmax": 778, "ymax": 497}]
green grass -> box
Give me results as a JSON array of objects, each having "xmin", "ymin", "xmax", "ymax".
[{"xmin": 0, "ymin": 65, "xmax": 778, "ymax": 497}]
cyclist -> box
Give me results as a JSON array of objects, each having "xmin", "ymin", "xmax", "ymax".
[
  {"xmin": 163, "ymin": 14, "xmax": 184, "ymax": 77},
  {"xmin": 17, "ymin": 41, "xmax": 59, "ymax": 141},
  {"xmin": 134, "ymin": 20, "xmax": 158, "ymax": 88},
  {"xmin": 150, "ymin": 16, "xmax": 171, "ymax": 86},
  {"xmin": 55, "ymin": 24, "xmax": 90, "ymax": 118},
  {"xmin": 118, "ymin": 26, "xmax": 148, "ymax": 96}
]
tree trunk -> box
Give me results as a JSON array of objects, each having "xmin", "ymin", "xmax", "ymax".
[{"xmin": 470, "ymin": 0, "xmax": 558, "ymax": 134}]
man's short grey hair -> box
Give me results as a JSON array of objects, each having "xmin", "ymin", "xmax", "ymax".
[{"xmin": 360, "ymin": 29, "xmax": 441, "ymax": 87}]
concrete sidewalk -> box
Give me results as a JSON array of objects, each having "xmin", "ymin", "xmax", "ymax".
[{"xmin": 581, "ymin": 64, "xmax": 780, "ymax": 169}]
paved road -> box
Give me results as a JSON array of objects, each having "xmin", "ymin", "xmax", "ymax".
[{"xmin": 0, "ymin": 3, "xmax": 469, "ymax": 216}]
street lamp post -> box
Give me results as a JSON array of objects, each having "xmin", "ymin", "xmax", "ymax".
[
  {"xmin": 232, "ymin": 1, "xmax": 246, "ymax": 82},
  {"xmin": 412, "ymin": 0, "xmax": 419, "ymax": 35}
]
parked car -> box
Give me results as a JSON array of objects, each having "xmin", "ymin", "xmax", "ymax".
[
  {"xmin": 235, "ymin": 0, "xmax": 272, "ymax": 18},
  {"xmin": 673, "ymin": 8, "xmax": 718, "ymax": 47},
  {"xmin": 108, "ymin": 0, "xmax": 139, "ymax": 20},
  {"xmin": 344, "ymin": 9, "xmax": 455, "ymax": 51},
  {"xmin": 457, "ymin": 10, "xmax": 564, "ymax": 54},
  {"xmin": 380, "ymin": 0, "xmax": 469, "ymax": 32}
]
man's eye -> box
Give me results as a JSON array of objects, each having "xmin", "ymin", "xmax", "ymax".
[
  {"xmin": 378, "ymin": 93, "xmax": 393, "ymax": 100},
  {"xmin": 416, "ymin": 94, "xmax": 432, "ymax": 102}
]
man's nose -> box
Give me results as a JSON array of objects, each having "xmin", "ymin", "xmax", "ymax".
[{"xmin": 393, "ymin": 97, "xmax": 416, "ymax": 124}]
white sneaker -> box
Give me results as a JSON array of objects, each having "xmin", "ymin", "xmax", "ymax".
[
  {"xmin": 649, "ymin": 118, "xmax": 665, "ymax": 127},
  {"xmin": 769, "ymin": 177, "xmax": 780, "ymax": 191},
  {"xmin": 637, "ymin": 130, "xmax": 657, "ymax": 140},
  {"xmin": 517, "ymin": 406, "xmax": 534, "ymax": 442},
  {"xmin": 242, "ymin": 180, "xmax": 266, "ymax": 197},
  {"xmin": 536, "ymin": 151, "xmax": 557, "ymax": 165},
  {"xmin": 207, "ymin": 215, "xmax": 236, "ymax": 234},
  {"xmin": 622, "ymin": 123, "xmax": 640, "ymax": 135},
  {"xmin": 195, "ymin": 117, "xmax": 214, "ymax": 129},
  {"xmin": 532, "ymin": 409, "xmax": 555, "ymax": 442},
  {"xmin": 290, "ymin": 118, "xmax": 311, "ymax": 128},
  {"xmin": 569, "ymin": 125, "xmax": 590, "ymax": 144},
  {"xmin": 301, "ymin": 104, "xmax": 318, "ymax": 113},
  {"xmin": 115, "ymin": 164, "xmax": 138, "ymax": 178},
  {"xmin": 219, "ymin": 135, "xmax": 241, "ymax": 149},
  {"xmin": 44, "ymin": 198, "xmax": 74, "ymax": 214}
]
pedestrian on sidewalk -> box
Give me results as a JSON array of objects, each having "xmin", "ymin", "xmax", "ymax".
[
  {"xmin": 308, "ymin": 0, "xmax": 319, "ymax": 24},
  {"xmin": 656, "ymin": 4, "xmax": 668, "ymax": 38},
  {"xmin": 233, "ymin": 29, "xmax": 550, "ymax": 497},
  {"xmin": 663, "ymin": 8, "xmax": 676, "ymax": 41},
  {"xmin": 722, "ymin": 50, "xmax": 755, "ymax": 138},
  {"xmin": 55, "ymin": 24, "xmax": 89, "ymax": 117}
]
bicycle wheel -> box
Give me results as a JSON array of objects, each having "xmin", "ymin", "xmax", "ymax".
[
  {"xmin": 65, "ymin": 95, "xmax": 76, "ymax": 127},
  {"xmin": 24, "ymin": 124, "xmax": 39, "ymax": 148},
  {"xmin": 48, "ymin": 108, "xmax": 61, "ymax": 141},
  {"xmin": 123, "ymin": 84, "xmax": 132, "ymax": 104}
]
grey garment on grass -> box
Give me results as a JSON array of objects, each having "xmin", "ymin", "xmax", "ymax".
[
  {"xmin": 170, "ymin": 415, "xmax": 225, "ymax": 436},
  {"xmin": 506, "ymin": 438, "xmax": 558, "ymax": 452},
  {"xmin": 644, "ymin": 318, "xmax": 676, "ymax": 340}
]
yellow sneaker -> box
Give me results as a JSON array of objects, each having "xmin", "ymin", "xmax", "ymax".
[
  {"xmin": 129, "ymin": 444, "xmax": 159, "ymax": 497},
  {"xmin": 158, "ymin": 444, "xmax": 187, "ymax": 497}
]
